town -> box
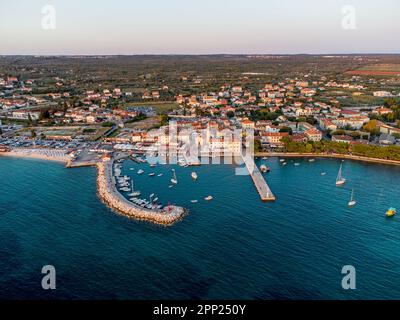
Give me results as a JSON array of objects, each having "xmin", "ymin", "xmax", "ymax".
[{"xmin": 1, "ymin": 55, "xmax": 400, "ymax": 163}]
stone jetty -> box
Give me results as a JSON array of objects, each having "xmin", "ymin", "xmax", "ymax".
[{"xmin": 97, "ymin": 159, "xmax": 186, "ymax": 225}]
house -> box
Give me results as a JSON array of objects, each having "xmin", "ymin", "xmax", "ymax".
[
  {"xmin": 305, "ymin": 128, "xmax": 323, "ymax": 142},
  {"xmin": 261, "ymin": 132, "xmax": 289, "ymax": 145},
  {"xmin": 332, "ymin": 135, "xmax": 353, "ymax": 144}
]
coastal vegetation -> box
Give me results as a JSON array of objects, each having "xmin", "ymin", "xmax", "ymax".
[{"xmin": 282, "ymin": 138, "xmax": 400, "ymax": 161}]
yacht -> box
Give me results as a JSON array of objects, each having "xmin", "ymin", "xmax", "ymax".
[
  {"xmin": 171, "ymin": 169, "xmax": 178, "ymax": 185},
  {"xmin": 348, "ymin": 189, "xmax": 357, "ymax": 207},
  {"xmin": 336, "ymin": 163, "xmax": 346, "ymax": 186}
]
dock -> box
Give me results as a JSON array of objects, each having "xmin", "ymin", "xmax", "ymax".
[{"xmin": 242, "ymin": 152, "xmax": 275, "ymax": 202}]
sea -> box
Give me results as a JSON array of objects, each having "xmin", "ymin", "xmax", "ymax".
[{"xmin": 0, "ymin": 156, "xmax": 399, "ymax": 300}]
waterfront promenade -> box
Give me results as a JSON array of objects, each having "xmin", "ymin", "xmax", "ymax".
[{"xmin": 97, "ymin": 159, "xmax": 186, "ymax": 225}]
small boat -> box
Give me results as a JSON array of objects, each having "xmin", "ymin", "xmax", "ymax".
[
  {"xmin": 262, "ymin": 157, "xmax": 268, "ymax": 160},
  {"xmin": 150, "ymin": 164, "xmax": 157, "ymax": 167},
  {"xmin": 348, "ymin": 189, "xmax": 357, "ymax": 207},
  {"xmin": 157, "ymin": 174, "xmax": 163, "ymax": 177},
  {"xmin": 191, "ymin": 172, "xmax": 198, "ymax": 180},
  {"xmin": 191, "ymin": 200, "xmax": 198, "ymax": 203},
  {"xmin": 282, "ymin": 162, "xmax": 287, "ymax": 166},
  {"xmin": 280, "ymin": 159, "xmax": 285, "ymax": 163},
  {"xmin": 294, "ymin": 163, "xmax": 300, "ymax": 166},
  {"xmin": 309, "ymin": 159, "xmax": 315, "ymax": 162},
  {"xmin": 169, "ymin": 185, "xmax": 174, "ymax": 189},
  {"xmin": 260, "ymin": 165, "xmax": 270, "ymax": 173},
  {"xmin": 205, "ymin": 196, "xmax": 213, "ymax": 201},
  {"xmin": 153, "ymin": 197, "xmax": 159, "ymax": 203},
  {"xmin": 171, "ymin": 169, "xmax": 178, "ymax": 185},
  {"xmin": 321, "ymin": 172, "xmax": 327, "ymax": 176},
  {"xmin": 149, "ymin": 173, "xmax": 155, "ymax": 177},
  {"xmin": 336, "ymin": 163, "xmax": 346, "ymax": 186},
  {"xmin": 137, "ymin": 169, "xmax": 144, "ymax": 175},
  {"xmin": 386, "ymin": 208, "xmax": 397, "ymax": 218}
]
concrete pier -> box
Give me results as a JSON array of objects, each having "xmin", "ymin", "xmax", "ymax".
[
  {"xmin": 97, "ymin": 159, "xmax": 186, "ymax": 225},
  {"xmin": 242, "ymin": 152, "xmax": 276, "ymax": 202}
]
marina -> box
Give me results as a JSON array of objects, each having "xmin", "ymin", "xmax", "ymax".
[{"xmin": 97, "ymin": 158, "xmax": 186, "ymax": 225}]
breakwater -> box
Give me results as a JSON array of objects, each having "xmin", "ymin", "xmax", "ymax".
[{"xmin": 97, "ymin": 159, "xmax": 186, "ymax": 225}]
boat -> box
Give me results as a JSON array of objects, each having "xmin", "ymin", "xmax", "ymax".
[
  {"xmin": 149, "ymin": 173, "xmax": 155, "ymax": 177},
  {"xmin": 171, "ymin": 169, "xmax": 178, "ymax": 185},
  {"xmin": 280, "ymin": 159, "xmax": 285, "ymax": 163},
  {"xmin": 260, "ymin": 165, "xmax": 270, "ymax": 173},
  {"xmin": 205, "ymin": 196, "xmax": 213, "ymax": 201},
  {"xmin": 335, "ymin": 163, "xmax": 346, "ymax": 186},
  {"xmin": 153, "ymin": 197, "xmax": 159, "ymax": 203},
  {"xmin": 157, "ymin": 173, "xmax": 163, "ymax": 177},
  {"xmin": 262, "ymin": 157, "xmax": 268, "ymax": 160},
  {"xmin": 348, "ymin": 189, "xmax": 357, "ymax": 207},
  {"xmin": 282, "ymin": 162, "xmax": 287, "ymax": 166},
  {"xmin": 191, "ymin": 172, "xmax": 198, "ymax": 180},
  {"xmin": 294, "ymin": 163, "xmax": 300, "ymax": 166},
  {"xmin": 321, "ymin": 172, "xmax": 327, "ymax": 176},
  {"xmin": 137, "ymin": 169, "xmax": 144, "ymax": 175},
  {"xmin": 386, "ymin": 208, "xmax": 397, "ymax": 217},
  {"xmin": 150, "ymin": 164, "xmax": 157, "ymax": 168},
  {"xmin": 309, "ymin": 159, "xmax": 315, "ymax": 162},
  {"xmin": 191, "ymin": 200, "xmax": 198, "ymax": 203}
]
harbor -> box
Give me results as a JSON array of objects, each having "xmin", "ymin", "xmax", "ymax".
[{"xmin": 97, "ymin": 158, "xmax": 186, "ymax": 225}]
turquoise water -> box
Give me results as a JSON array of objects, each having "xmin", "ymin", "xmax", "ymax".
[{"xmin": 0, "ymin": 156, "xmax": 400, "ymax": 300}]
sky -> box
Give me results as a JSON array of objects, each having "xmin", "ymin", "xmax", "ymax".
[{"xmin": 0, "ymin": 0, "xmax": 398, "ymax": 55}]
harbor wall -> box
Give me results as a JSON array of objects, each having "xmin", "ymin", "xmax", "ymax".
[{"xmin": 96, "ymin": 160, "xmax": 186, "ymax": 226}]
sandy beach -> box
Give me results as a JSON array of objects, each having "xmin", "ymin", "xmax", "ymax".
[{"xmin": 0, "ymin": 148, "xmax": 70, "ymax": 163}]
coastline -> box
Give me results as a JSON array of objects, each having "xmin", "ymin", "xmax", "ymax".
[
  {"xmin": 256, "ymin": 152, "xmax": 400, "ymax": 167},
  {"xmin": 0, "ymin": 149, "xmax": 69, "ymax": 164},
  {"xmin": 96, "ymin": 159, "xmax": 187, "ymax": 226}
]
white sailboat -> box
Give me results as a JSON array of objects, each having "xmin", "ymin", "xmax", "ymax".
[
  {"xmin": 336, "ymin": 163, "xmax": 346, "ymax": 186},
  {"xmin": 348, "ymin": 189, "xmax": 356, "ymax": 207},
  {"xmin": 171, "ymin": 169, "xmax": 178, "ymax": 185}
]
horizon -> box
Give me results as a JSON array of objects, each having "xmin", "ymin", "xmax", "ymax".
[{"xmin": 1, "ymin": 0, "xmax": 399, "ymax": 55}]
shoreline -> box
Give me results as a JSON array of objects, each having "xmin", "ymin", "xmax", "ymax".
[
  {"xmin": 256, "ymin": 152, "xmax": 400, "ymax": 167},
  {"xmin": 96, "ymin": 159, "xmax": 187, "ymax": 226},
  {"xmin": 0, "ymin": 150, "xmax": 69, "ymax": 164}
]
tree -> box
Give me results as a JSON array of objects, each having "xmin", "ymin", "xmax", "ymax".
[{"xmin": 280, "ymin": 126, "xmax": 293, "ymax": 135}]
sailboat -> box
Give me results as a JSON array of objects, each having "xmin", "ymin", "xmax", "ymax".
[
  {"xmin": 348, "ymin": 189, "xmax": 356, "ymax": 207},
  {"xmin": 336, "ymin": 163, "xmax": 346, "ymax": 186},
  {"xmin": 128, "ymin": 181, "xmax": 141, "ymax": 197},
  {"xmin": 171, "ymin": 169, "xmax": 178, "ymax": 185}
]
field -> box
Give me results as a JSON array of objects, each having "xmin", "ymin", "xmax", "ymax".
[{"xmin": 346, "ymin": 64, "xmax": 400, "ymax": 76}]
